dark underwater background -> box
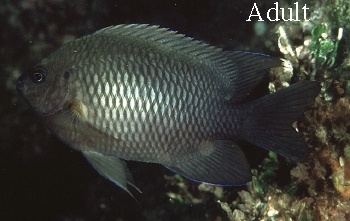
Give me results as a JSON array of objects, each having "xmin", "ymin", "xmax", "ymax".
[{"xmin": 1, "ymin": 0, "xmax": 350, "ymax": 220}]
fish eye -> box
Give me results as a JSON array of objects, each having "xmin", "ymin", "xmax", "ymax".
[
  {"xmin": 63, "ymin": 71, "xmax": 70, "ymax": 80},
  {"xmin": 29, "ymin": 67, "xmax": 47, "ymax": 84}
]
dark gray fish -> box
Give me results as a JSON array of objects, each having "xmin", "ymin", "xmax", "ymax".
[{"xmin": 16, "ymin": 24, "xmax": 320, "ymax": 195}]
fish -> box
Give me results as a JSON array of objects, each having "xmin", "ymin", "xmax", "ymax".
[{"xmin": 16, "ymin": 24, "xmax": 320, "ymax": 195}]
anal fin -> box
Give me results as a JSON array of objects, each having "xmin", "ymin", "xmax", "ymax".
[
  {"xmin": 82, "ymin": 151, "xmax": 141, "ymax": 196},
  {"xmin": 164, "ymin": 140, "xmax": 251, "ymax": 185}
]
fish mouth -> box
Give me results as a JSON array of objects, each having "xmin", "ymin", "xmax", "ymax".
[
  {"xmin": 17, "ymin": 72, "xmax": 72, "ymax": 118},
  {"xmin": 16, "ymin": 75, "xmax": 34, "ymax": 107},
  {"xmin": 16, "ymin": 75, "xmax": 26, "ymax": 96},
  {"xmin": 16, "ymin": 78, "xmax": 66, "ymax": 118}
]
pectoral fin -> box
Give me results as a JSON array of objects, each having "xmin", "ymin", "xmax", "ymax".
[
  {"xmin": 164, "ymin": 140, "xmax": 251, "ymax": 185},
  {"xmin": 47, "ymin": 98, "xmax": 106, "ymax": 142},
  {"xmin": 82, "ymin": 151, "xmax": 141, "ymax": 196}
]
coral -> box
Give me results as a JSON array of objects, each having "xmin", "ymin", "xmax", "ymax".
[
  {"xmin": 164, "ymin": 174, "xmax": 203, "ymax": 204},
  {"xmin": 220, "ymin": 0, "xmax": 350, "ymax": 220},
  {"xmin": 310, "ymin": 23, "xmax": 341, "ymax": 68},
  {"xmin": 219, "ymin": 153, "xmax": 314, "ymax": 221},
  {"xmin": 326, "ymin": 0, "xmax": 350, "ymax": 31}
]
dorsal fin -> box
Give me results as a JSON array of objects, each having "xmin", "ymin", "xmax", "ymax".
[
  {"xmin": 222, "ymin": 51, "xmax": 282, "ymax": 102},
  {"xmin": 94, "ymin": 24, "xmax": 223, "ymax": 59},
  {"xmin": 93, "ymin": 24, "xmax": 282, "ymax": 102}
]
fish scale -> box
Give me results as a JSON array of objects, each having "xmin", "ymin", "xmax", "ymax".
[
  {"xmin": 74, "ymin": 41, "xmax": 217, "ymax": 154},
  {"xmin": 17, "ymin": 24, "xmax": 320, "ymax": 194},
  {"xmin": 84, "ymin": 55, "xmax": 223, "ymax": 161}
]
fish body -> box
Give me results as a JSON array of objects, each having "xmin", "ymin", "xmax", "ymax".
[{"xmin": 17, "ymin": 24, "xmax": 320, "ymax": 194}]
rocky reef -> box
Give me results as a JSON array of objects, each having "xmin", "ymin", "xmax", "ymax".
[{"xmin": 1, "ymin": 0, "xmax": 349, "ymax": 220}]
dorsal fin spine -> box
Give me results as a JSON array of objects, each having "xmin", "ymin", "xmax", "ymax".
[{"xmin": 92, "ymin": 24, "xmax": 281, "ymax": 102}]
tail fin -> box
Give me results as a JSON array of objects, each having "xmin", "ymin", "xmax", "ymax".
[{"xmin": 239, "ymin": 81, "xmax": 320, "ymax": 161}]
